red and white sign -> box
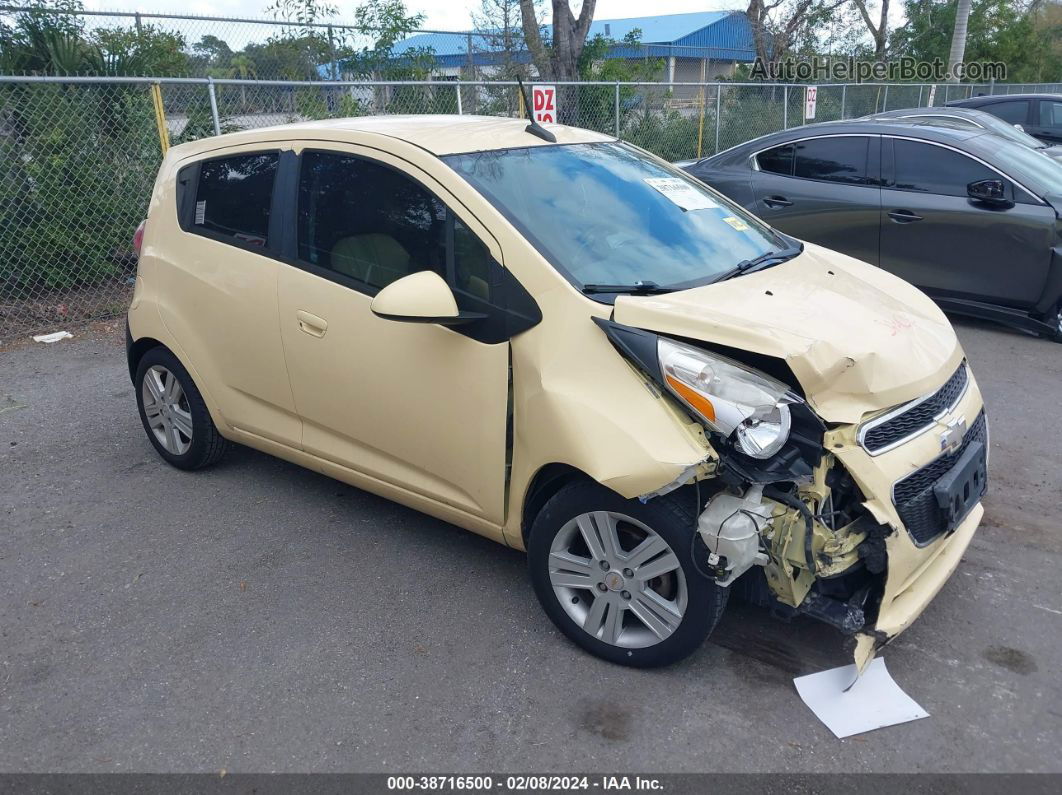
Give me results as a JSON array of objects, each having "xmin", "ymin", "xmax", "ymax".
[
  {"xmin": 804, "ymin": 86, "xmax": 818, "ymax": 120},
  {"xmin": 532, "ymin": 84, "xmax": 556, "ymax": 123}
]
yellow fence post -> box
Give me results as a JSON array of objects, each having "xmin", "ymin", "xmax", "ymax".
[
  {"xmin": 696, "ymin": 60, "xmax": 706, "ymax": 159},
  {"xmin": 151, "ymin": 83, "xmax": 170, "ymax": 155}
]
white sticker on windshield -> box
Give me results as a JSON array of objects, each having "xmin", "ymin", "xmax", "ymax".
[
  {"xmin": 194, "ymin": 200, "xmax": 206, "ymax": 225},
  {"xmin": 644, "ymin": 177, "xmax": 719, "ymax": 211}
]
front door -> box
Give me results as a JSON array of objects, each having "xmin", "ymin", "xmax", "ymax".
[
  {"xmin": 750, "ymin": 135, "xmax": 882, "ymax": 266},
  {"xmin": 879, "ymin": 137, "xmax": 1054, "ymax": 307},
  {"xmin": 275, "ymin": 146, "xmax": 511, "ymax": 523}
]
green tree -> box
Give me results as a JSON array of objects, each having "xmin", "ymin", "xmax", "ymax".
[
  {"xmin": 91, "ymin": 25, "xmax": 189, "ymax": 76},
  {"xmin": 891, "ymin": 0, "xmax": 1062, "ymax": 82},
  {"xmin": 519, "ymin": 0, "xmax": 597, "ymax": 81},
  {"xmin": 473, "ymin": 0, "xmax": 538, "ymax": 80},
  {"xmin": 191, "ymin": 34, "xmax": 234, "ymax": 75},
  {"xmin": 227, "ymin": 54, "xmax": 258, "ymax": 110}
]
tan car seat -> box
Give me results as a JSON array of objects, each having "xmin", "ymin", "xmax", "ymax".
[{"xmin": 330, "ymin": 234, "xmax": 411, "ymax": 288}]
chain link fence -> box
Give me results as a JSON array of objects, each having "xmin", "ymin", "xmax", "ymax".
[{"xmin": 2, "ymin": 74, "xmax": 1061, "ymax": 338}]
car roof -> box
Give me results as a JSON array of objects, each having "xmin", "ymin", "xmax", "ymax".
[
  {"xmin": 169, "ymin": 114, "xmax": 614, "ymax": 159},
  {"xmin": 709, "ymin": 118, "xmax": 984, "ymax": 158},
  {"xmin": 948, "ymin": 93, "xmax": 1061, "ymax": 105},
  {"xmin": 868, "ymin": 106, "xmax": 988, "ymax": 120}
]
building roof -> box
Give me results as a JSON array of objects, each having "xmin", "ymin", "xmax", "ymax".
[
  {"xmin": 586, "ymin": 11, "xmax": 731, "ymax": 43},
  {"xmin": 168, "ymin": 115, "xmax": 613, "ymax": 159}
]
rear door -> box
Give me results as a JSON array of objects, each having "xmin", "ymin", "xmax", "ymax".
[
  {"xmin": 158, "ymin": 147, "xmax": 301, "ymax": 448},
  {"xmin": 879, "ymin": 136, "xmax": 1054, "ymax": 307},
  {"xmin": 749, "ymin": 135, "xmax": 882, "ymax": 265},
  {"xmin": 1028, "ymin": 100, "xmax": 1062, "ymax": 145}
]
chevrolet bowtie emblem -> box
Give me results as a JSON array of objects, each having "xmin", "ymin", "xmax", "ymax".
[{"xmin": 940, "ymin": 415, "xmax": 968, "ymax": 454}]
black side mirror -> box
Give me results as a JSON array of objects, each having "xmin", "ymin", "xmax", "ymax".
[{"xmin": 967, "ymin": 178, "xmax": 1013, "ymax": 207}]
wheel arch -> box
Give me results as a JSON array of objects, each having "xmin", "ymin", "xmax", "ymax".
[
  {"xmin": 520, "ymin": 463, "xmax": 596, "ymax": 548},
  {"xmin": 126, "ymin": 334, "xmax": 167, "ymax": 383}
]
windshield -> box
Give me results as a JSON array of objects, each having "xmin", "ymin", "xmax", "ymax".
[
  {"xmin": 991, "ymin": 137, "xmax": 1062, "ymax": 195},
  {"xmin": 970, "ymin": 112, "xmax": 1048, "ymax": 149},
  {"xmin": 887, "ymin": 112, "xmax": 1046, "ymax": 149},
  {"xmin": 443, "ymin": 142, "xmax": 787, "ymax": 294}
]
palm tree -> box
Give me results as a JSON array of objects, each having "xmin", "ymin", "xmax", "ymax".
[
  {"xmin": 227, "ymin": 54, "xmax": 258, "ymax": 111},
  {"xmin": 947, "ymin": 0, "xmax": 973, "ymax": 84}
]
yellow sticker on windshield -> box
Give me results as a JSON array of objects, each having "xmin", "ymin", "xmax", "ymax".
[{"xmin": 722, "ymin": 216, "xmax": 749, "ymax": 231}]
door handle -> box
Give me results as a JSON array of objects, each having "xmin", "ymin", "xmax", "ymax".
[
  {"xmin": 763, "ymin": 195, "xmax": 793, "ymax": 208},
  {"xmin": 888, "ymin": 209, "xmax": 924, "ymax": 223},
  {"xmin": 296, "ymin": 310, "xmax": 328, "ymax": 338}
]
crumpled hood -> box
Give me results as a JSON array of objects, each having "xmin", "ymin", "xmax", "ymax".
[{"xmin": 613, "ymin": 243, "xmax": 964, "ymax": 424}]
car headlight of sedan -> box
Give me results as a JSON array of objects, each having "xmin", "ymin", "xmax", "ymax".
[{"xmin": 657, "ymin": 338, "xmax": 795, "ymax": 459}]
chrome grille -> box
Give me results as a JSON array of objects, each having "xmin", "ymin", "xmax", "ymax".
[{"xmin": 860, "ymin": 363, "xmax": 969, "ymax": 455}]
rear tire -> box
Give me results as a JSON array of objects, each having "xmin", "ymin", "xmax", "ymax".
[
  {"xmin": 527, "ymin": 481, "xmax": 727, "ymax": 668},
  {"xmin": 134, "ymin": 347, "xmax": 228, "ymax": 470}
]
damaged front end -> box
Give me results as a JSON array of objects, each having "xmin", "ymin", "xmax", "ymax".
[
  {"xmin": 695, "ymin": 456, "xmax": 889, "ymax": 644},
  {"xmin": 597, "ymin": 317, "xmax": 986, "ymax": 674}
]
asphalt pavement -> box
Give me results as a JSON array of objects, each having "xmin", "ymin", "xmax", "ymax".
[{"xmin": 1, "ymin": 318, "xmax": 1060, "ymax": 772}]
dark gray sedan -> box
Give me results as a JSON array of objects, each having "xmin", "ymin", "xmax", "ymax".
[{"xmin": 682, "ymin": 120, "xmax": 1062, "ymax": 339}]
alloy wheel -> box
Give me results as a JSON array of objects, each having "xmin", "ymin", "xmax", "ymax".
[
  {"xmin": 141, "ymin": 365, "xmax": 193, "ymax": 455},
  {"xmin": 548, "ymin": 511, "xmax": 688, "ymax": 649}
]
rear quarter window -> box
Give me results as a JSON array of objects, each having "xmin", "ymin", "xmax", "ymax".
[{"xmin": 185, "ymin": 152, "xmax": 279, "ymax": 248}]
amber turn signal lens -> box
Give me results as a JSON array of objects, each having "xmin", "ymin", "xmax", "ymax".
[{"xmin": 665, "ymin": 374, "xmax": 716, "ymax": 422}]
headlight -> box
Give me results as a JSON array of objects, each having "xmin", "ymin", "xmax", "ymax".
[{"xmin": 657, "ymin": 338, "xmax": 794, "ymax": 459}]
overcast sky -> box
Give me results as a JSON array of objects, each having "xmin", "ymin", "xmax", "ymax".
[{"xmin": 80, "ymin": 1, "xmax": 747, "ymax": 31}]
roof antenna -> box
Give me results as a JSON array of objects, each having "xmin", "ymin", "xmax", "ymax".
[{"xmin": 517, "ymin": 76, "xmax": 557, "ymax": 143}]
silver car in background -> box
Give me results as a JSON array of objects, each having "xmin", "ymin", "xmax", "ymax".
[{"xmin": 864, "ymin": 106, "xmax": 1062, "ymax": 164}]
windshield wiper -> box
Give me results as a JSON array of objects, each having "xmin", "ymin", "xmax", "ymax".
[
  {"xmin": 712, "ymin": 247, "xmax": 801, "ymax": 283},
  {"xmin": 581, "ymin": 280, "xmax": 673, "ymax": 295}
]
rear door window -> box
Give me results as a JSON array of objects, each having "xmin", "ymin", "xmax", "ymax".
[
  {"xmin": 984, "ymin": 100, "xmax": 1029, "ymax": 125},
  {"xmin": 192, "ymin": 153, "xmax": 279, "ymax": 247},
  {"xmin": 793, "ymin": 137, "xmax": 869, "ymax": 185},
  {"xmin": 891, "ymin": 139, "xmax": 1000, "ymax": 197},
  {"xmin": 756, "ymin": 144, "xmax": 794, "ymax": 176}
]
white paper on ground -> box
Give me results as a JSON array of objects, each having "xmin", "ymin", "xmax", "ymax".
[
  {"xmin": 32, "ymin": 331, "xmax": 73, "ymax": 344},
  {"xmin": 793, "ymin": 657, "xmax": 929, "ymax": 738}
]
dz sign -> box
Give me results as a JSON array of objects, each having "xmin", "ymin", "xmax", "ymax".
[{"xmin": 532, "ymin": 84, "xmax": 556, "ymax": 123}]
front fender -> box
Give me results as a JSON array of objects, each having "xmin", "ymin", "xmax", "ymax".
[{"xmin": 504, "ymin": 303, "xmax": 712, "ymax": 549}]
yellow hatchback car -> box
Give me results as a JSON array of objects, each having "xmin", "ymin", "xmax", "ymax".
[{"xmin": 127, "ymin": 115, "xmax": 987, "ymax": 670}]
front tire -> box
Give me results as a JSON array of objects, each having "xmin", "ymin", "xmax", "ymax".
[
  {"xmin": 527, "ymin": 481, "xmax": 727, "ymax": 667},
  {"xmin": 1043, "ymin": 303, "xmax": 1062, "ymax": 343},
  {"xmin": 134, "ymin": 347, "xmax": 229, "ymax": 470}
]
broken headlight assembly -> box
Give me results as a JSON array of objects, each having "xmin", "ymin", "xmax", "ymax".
[{"xmin": 657, "ymin": 338, "xmax": 795, "ymax": 459}]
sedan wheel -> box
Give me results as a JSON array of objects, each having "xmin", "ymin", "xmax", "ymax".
[
  {"xmin": 549, "ymin": 511, "xmax": 687, "ymax": 649},
  {"xmin": 528, "ymin": 481, "xmax": 727, "ymax": 667},
  {"xmin": 141, "ymin": 365, "xmax": 194, "ymax": 455},
  {"xmin": 134, "ymin": 346, "xmax": 229, "ymax": 470}
]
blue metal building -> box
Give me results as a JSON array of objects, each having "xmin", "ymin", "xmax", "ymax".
[{"xmin": 322, "ymin": 11, "xmax": 756, "ymax": 84}]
